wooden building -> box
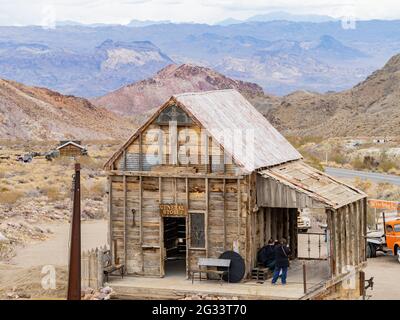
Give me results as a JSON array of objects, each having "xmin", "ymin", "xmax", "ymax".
[
  {"xmin": 104, "ymin": 89, "xmax": 367, "ymax": 298},
  {"xmin": 57, "ymin": 141, "xmax": 87, "ymax": 157}
]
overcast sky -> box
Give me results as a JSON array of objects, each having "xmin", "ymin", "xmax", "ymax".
[{"xmin": 0, "ymin": 0, "xmax": 400, "ymax": 26}]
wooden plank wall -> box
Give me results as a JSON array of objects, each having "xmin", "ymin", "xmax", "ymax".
[
  {"xmin": 327, "ymin": 198, "xmax": 367, "ymax": 277},
  {"xmin": 59, "ymin": 144, "xmax": 82, "ymax": 157},
  {"xmin": 109, "ymin": 173, "xmax": 250, "ymax": 277},
  {"xmin": 256, "ymin": 175, "xmax": 323, "ymax": 209},
  {"xmin": 114, "ymin": 121, "xmax": 241, "ymax": 174}
]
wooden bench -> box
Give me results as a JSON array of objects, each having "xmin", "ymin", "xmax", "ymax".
[
  {"xmin": 191, "ymin": 258, "xmax": 231, "ymax": 284},
  {"xmin": 103, "ymin": 250, "xmax": 125, "ymax": 282}
]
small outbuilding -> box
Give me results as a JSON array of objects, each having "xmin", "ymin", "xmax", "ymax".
[
  {"xmin": 57, "ymin": 140, "xmax": 87, "ymax": 157},
  {"xmin": 104, "ymin": 89, "xmax": 368, "ymax": 299}
]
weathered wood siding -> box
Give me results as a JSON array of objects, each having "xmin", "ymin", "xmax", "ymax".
[
  {"xmin": 327, "ymin": 198, "xmax": 367, "ymax": 277},
  {"xmin": 109, "ymin": 173, "xmax": 251, "ymax": 277},
  {"xmin": 59, "ymin": 144, "xmax": 83, "ymax": 157},
  {"xmin": 114, "ymin": 121, "xmax": 241, "ymax": 174},
  {"xmin": 256, "ymin": 175, "xmax": 325, "ymax": 209}
]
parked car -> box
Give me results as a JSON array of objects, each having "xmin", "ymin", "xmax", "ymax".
[{"xmin": 366, "ymin": 218, "xmax": 400, "ymax": 263}]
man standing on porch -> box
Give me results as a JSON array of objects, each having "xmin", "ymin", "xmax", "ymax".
[{"xmin": 271, "ymin": 239, "xmax": 291, "ymax": 285}]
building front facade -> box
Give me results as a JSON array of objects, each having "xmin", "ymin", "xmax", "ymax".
[{"xmin": 104, "ymin": 90, "xmax": 367, "ymax": 298}]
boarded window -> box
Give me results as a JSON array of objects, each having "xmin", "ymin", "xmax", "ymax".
[{"xmin": 190, "ymin": 213, "xmax": 205, "ymax": 248}]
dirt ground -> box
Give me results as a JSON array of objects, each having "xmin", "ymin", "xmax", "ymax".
[
  {"xmin": 365, "ymin": 253, "xmax": 400, "ymax": 300},
  {"xmin": 0, "ymin": 220, "xmax": 107, "ymax": 299}
]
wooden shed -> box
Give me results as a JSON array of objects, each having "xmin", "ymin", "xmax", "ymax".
[
  {"xmin": 104, "ymin": 89, "xmax": 367, "ymax": 298},
  {"xmin": 57, "ymin": 141, "xmax": 87, "ymax": 157}
]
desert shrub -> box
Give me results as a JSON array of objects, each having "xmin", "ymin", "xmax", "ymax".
[
  {"xmin": 303, "ymin": 153, "xmax": 324, "ymax": 171},
  {"xmin": 42, "ymin": 186, "xmax": 64, "ymax": 201},
  {"xmin": 89, "ymin": 179, "xmax": 106, "ymax": 198},
  {"xmin": 378, "ymin": 158, "xmax": 397, "ymax": 173},
  {"xmin": 52, "ymin": 157, "xmax": 72, "ymax": 167},
  {"xmin": 351, "ymin": 157, "xmax": 366, "ymax": 170},
  {"xmin": 0, "ymin": 190, "xmax": 23, "ymax": 204},
  {"xmin": 353, "ymin": 178, "xmax": 372, "ymax": 193},
  {"xmin": 287, "ymin": 136, "xmax": 323, "ymax": 148},
  {"xmin": 330, "ymin": 147, "xmax": 348, "ymax": 165},
  {"xmin": 77, "ymin": 156, "xmax": 102, "ymax": 171},
  {"xmin": 81, "ymin": 179, "xmax": 106, "ymax": 200}
]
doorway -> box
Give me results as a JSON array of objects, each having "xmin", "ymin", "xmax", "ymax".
[{"xmin": 163, "ymin": 217, "xmax": 186, "ymax": 276}]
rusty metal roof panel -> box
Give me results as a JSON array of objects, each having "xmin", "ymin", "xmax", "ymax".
[
  {"xmin": 174, "ymin": 89, "xmax": 302, "ymax": 171},
  {"xmin": 258, "ymin": 160, "xmax": 366, "ymax": 209}
]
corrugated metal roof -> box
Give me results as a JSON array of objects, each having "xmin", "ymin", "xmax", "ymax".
[
  {"xmin": 174, "ymin": 90, "xmax": 302, "ymax": 171},
  {"xmin": 258, "ymin": 160, "xmax": 366, "ymax": 209}
]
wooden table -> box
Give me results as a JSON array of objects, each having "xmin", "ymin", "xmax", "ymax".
[{"xmin": 191, "ymin": 258, "xmax": 231, "ymax": 284}]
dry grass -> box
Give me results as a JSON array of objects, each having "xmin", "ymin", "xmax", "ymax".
[
  {"xmin": 0, "ymin": 190, "xmax": 23, "ymax": 205},
  {"xmin": 0, "ymin": 141, "xmax": 119, "ymax": 208}
]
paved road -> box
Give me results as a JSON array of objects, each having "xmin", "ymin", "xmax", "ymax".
[{"xmin": 325, "ymin": 167, "xmax": 400, "ymax": 186}]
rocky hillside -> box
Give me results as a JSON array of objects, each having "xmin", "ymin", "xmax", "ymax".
[
  {"xmin": 263, "ymin": 53, "xmax": 400, "ymax": 137},
  {"xmin": 92, "ymin": 64, "xmax": 265, "ymax": 116},
  {"xmin": 0, "ymin": 79, "xmax": 134, "ymax": 140}
]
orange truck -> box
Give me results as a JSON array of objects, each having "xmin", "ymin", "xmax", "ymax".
[{"xmin": 366, "ymin": 218, "xmax": 400, "ymax": 263}]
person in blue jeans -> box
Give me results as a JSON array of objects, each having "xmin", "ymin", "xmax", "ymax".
[{"xmin": 271, "ymin": 238, "xmax": 291, "ymax": 285}]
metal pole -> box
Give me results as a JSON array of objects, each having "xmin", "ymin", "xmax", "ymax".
[
  {"xmin": 67, "ymin": 163, "xmax": 81, "ymax": 300},
  {"xmin": 303, "ymin": 262, "xmax": 307, "ymax": 294},
  {"xmin": 382, "ymin": 212, "xmax": 386, "ymax": 236}
]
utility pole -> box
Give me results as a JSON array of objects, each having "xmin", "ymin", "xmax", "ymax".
[{"xmin": 67, "ymin": 163, "xmax": 81, "ymax": 300}]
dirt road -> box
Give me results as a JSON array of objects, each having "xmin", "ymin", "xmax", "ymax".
[
  {"xmin": 365, "ymin": 254, "xmax": 400, "ymax": 300},
  {"xmin": 0, "ymin": 220, "xmax": 107, "ymax": 299},
  {"xmin": 10, "ymin": 220, "xmax": 108, "ymax": 267}
]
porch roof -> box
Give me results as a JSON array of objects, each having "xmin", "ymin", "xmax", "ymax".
[{"xmin": 257, "ymin": 160, "xmax": 366, "ymax": 209}]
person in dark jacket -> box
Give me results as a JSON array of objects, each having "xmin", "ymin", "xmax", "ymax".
[
  {"xmin": 257, "ymin": 239, "xmax": 276, "ymax": 271},
  {"xmin": 271, "ymin": 238, "xmax": 291, "ymax": 285}
]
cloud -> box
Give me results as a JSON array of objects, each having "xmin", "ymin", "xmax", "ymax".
[{"xmin": 0, "ymin": 0, "xmax": 399, "ymax": 26}]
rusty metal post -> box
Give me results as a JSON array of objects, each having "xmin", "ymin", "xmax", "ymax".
[
  {"xmin": 360, "ymin": 271, "xmax": 366, "ymax": 300},
  {"xmin": 302, "ymin": 262, "xmax": 307, "ymax": 294},
  {"xmin": 382, "ymin": 211, "xmax": 386, "ymax": 235},
  {"xmin": 67, "ymin": 163, "xmax": 81, "ymax": 300}
]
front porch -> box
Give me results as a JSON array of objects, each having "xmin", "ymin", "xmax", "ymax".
[{"xmin": 107, "ymin": 259, "xmax": 330, "ymax": 300}]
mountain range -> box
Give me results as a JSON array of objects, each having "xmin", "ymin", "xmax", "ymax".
[
  {"xmin": 0, "ymin": 19, "xmax": 399, "ymax": 96},
  {"xmin": 218, "ymin": 12, "xmax": 337, "ymax": 25},
  {"xmin": 1, "ymin": 52, "xmax": 400, "ymax": 140},
  {"xmin": 0, "ymin": 39, "xmax": 173, "ymax": 97}
]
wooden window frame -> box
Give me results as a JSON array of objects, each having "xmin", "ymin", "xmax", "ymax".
[{"xmin": 189, "ymin": 211, "xmax": 206, "ymax": 250}]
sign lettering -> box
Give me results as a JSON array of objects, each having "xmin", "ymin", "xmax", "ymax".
[{"xmin": 160, "ymin": 203, "xmax": 187, "ymax": 217}]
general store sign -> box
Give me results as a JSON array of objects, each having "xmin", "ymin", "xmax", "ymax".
[{"xmin": 159, "ymin": 203, "xmax": 188, "ymax": 217}]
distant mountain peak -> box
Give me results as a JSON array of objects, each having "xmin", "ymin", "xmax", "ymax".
[
  {"xmin": 93, "ymin": 64, "xmax": 264, "ymax": 116},
  {"xmin": 247, "ymin": 11, "xmax": 337, "ymax": 23},
  {"xmin": 97, "ymin": 39, "xmax": 159, "ymax": 51}
]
